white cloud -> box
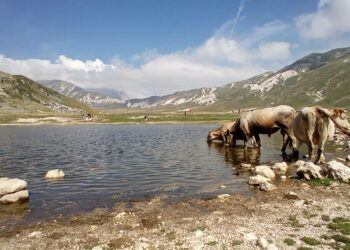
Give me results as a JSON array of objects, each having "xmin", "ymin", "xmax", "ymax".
[
  {"xmin": 0, "ymin": 27, "xmax": 292, "ymax": 98},
  {"xmin": 258, "ymin": 42, "xmax": 291, "ymax": 61},
  {"xmin": 296, "ymin": 0, "xmax": 350, "ymax": 39}
]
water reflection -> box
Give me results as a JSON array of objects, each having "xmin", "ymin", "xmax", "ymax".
[{"xmin": 207, "ymin": 142, "xmax": 261, "ymax": 166}]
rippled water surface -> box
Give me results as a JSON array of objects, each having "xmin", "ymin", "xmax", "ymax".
[{"xmin": 0, "ymin": 124, "xmax": 328, "ymax": 225}]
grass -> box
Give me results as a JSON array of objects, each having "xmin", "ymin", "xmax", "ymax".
[
  {"xmin": 328, "ymin": 221, "xmax": 350, "ymax": 235},
  {"xmin": 289, "ymin": 215, "xmax": 304, "ymax": 228},
  {"xmin": 230, "ymin": 240, "xmax": 242, "ymax": 246},
  {"xmin": 300, "ymin": 237, "xmax": 321, "ymax": 245},
  {"xmin": 165, "ymin": 231, "xmax": 176, "ymax": 241},
  {"xmin": 284, "ymin": 238, "xmax": 296, "ymax": 246},
  {"xmin": 102, "ymin": 112, "xmax": 238, "ymax": 124},
  {"xmin": 331, "ymin": 234, "xmax": 350, "ymax": 244},
  {"xmin": 322, "ymin": 215, "xmax": 331, "ymax": 222},
  {"xmin": 297, "ymin": 247, "xmax": 314, "ymax": 250},
  {"xmin": 206, "ymin": 241, "xmax": 218, "ymax": 246},
  {"xmin": 309, "ymin": 178, "xmax": 334, "ymax": 187}
]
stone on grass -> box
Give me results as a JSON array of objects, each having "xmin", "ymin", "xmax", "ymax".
[
  {"xmin": 325, "ymin": 160, "xmax": 350, "ymax": 182},
  {"xmin": 45, "ymin": 169, "xmax": 65, "ymax": 179},
  {"xmin": 248, "ymin": 175, "xmax": 270, "ymax": 185},
  {"xmin": 254, "ymin": 165, "xmax": 275, "ymax": 179},
  {"xmin": 259, "ymin": 182, "xmax": 276, "ymax": 192},
  {"xmin": 296, "ymin": 162, "xmax": 323, "ymax": 180},
  {"xmin": 272, "ymin": 162, "xmax": 288, "ymax": 173},
  {"xmin": 0, "ymin": 190, "xmax": 29, "ymax": 204},
  {"xmin": 0, "ymin": 177, "xmax": 27, "ymax": 196}
]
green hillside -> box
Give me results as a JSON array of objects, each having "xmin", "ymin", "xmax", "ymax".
[{"xmin": 0, "ymin": 71, "xmax": 91, "ymax": 113}]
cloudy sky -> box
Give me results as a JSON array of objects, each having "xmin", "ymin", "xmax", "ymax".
[{"xmin": 1, "ymin": 0, "xmax": 350, "ymax": 98}]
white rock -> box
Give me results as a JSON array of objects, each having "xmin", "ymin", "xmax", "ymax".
[
  {"xmin": 240, "ymin": 163, "xmax": 253, "ymax": 169},
  {"xmin": 0, "ymin": 177, "xmax": 27, "ymax": 196},
  {"xmin": 248, "ymin": 175, "xmax": 270, "ymax": 185},
  {"xmin": 194, "ymin": 230, "xmax": 204, "ymax": 238},
  {"xmin": 217, "ymin": 194, "xmax": 230, "ymax": 199},
  {"xmin": 244, "ymin": 232, "xmax": 257, "ymax": 242},
  {"xmin": 28, "ymin": 231, "xmax": 43, "ymax": 238},
  {"xmin": 272, "ymin": 162, "xmax": 288, "ymax": 173},
  {"xmin": 259, "ymin": 182, "xmax": 276, "ymax": 192},
  {"xmin": 293, "ymin": 160, "xmax": 305, "ymax": 168},
  {"xmin": 325, "ymin": 160, "xmax": 350, "ymax": 182},
  {"xmin": 296, "ymin": 162, "xmax": 323, "ymax": 180},
  {"xmin": 114, "ymin": 212, "xmax": 126, "ymax": 219},
  {"xmin": 280, "ymin": 175, "xmax": 287, "ymax": 181},
  {"xmin": 254, "ymin": 165, "xmax": 275, "ymax": 179},
  {"xmin": 92, "ymin": 244, "xmax": 107, "ymax": 250},
  {"xmin": 45, "ymin": 169, "xmax": 65, "ymax": 179},
  {"xmin": 294, "ymin": 200, "xmax": 305, "ymax": 207},
  {"xmin": 258, "ymin": 237, "xmax": 268, "ymax": 248},
  {"xmin": 267, "ymin": 243, "xmax": 278, "ymax": 250},
  {"xmin": 0, "ymin": 190, "xmax": 29, "ymax": 204}
]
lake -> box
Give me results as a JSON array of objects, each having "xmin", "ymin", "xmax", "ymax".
[{"xmin": 0, "ymin": 124, "xmax": 324, "ymax": 225}]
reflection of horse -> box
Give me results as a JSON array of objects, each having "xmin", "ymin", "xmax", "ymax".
[{"xmin": 207, "ymin": 142, "xmax": 261, "ymax": 167}]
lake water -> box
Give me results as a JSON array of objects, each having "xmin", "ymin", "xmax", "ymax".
[{"xmin": 0, "ymin": 124, "xmax": 338, "ymax": 225}]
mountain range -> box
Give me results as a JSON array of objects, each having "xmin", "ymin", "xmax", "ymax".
[
  {"xmin": 124, "ymin": 47, "xmax": 350, "ymax": 111},
  {"xmin": 39, "ymin": 80, "xmax": 128, "ymax": 108},
  {"xmin": 0, "ymin": 47, "xmax": 349, "ymax": 113}
]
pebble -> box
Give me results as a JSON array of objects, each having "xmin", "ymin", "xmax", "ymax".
[
  {"xmin": 240, "ymin": 163, "xmax": 253, "ymax": 169},
  {"xmin": 294, "ymin": 200, "xmax": 305, "ymax": 207},
  {"xmin": 114, "ymin": 212, "xmax": 126, "ymax": 219},
  {"xmin": 280, "ymin": 175, "xmax": 287, "ymax": 181},
  {"xmin": 346, "ymin": 155, "xmax": 350, "ymax": 162}
]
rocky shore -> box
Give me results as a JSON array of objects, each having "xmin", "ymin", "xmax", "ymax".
[{"xmin": 0, "ymin": 178, "xmax": 349, "ymax": 250}]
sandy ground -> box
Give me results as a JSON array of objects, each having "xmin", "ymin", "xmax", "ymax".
[{"xmin": 0, "ymin": 180, "xmax": 349, "ymax": 250}]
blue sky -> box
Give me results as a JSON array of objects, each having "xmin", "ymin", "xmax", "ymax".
[{"xmin": 0, "ymin": 0, "xmax": 350, "ymax": 97}]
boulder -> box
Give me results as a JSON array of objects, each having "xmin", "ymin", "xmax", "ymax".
[
  {"xmin": 45, "ymin": 169, "xmax": 65, "ymax": 179},
  {"xmin": 248, "ymin": 175, "xmax": 270, "ymax": 185},
  {"xmin": 254, "ymin": 165, "xmax": 275, "ymax": 179},
  {"xmin": 272, "ymin": 162, "xmax": 288, "ymax": 173},
  {"xmin": 259, "ymin": 182, "xmax": 276, "ymax": 192},
  {"xmin": 0, "ymin": 190, "xmax": 29, "ymax": 204},
  {"xmin": 0, "ymin": 177, "xmax": 27, "ymax": 196},
  {"xmin": 296, "ymin": 162, "xmax": 323, "ymax": 180},
  {"xmin": 293, "ymin": 160, "xmax": 305, "ymax": 168},
  {"xmin": 325, "ymin": 160, "xmax": 350, "ymax": 182}
]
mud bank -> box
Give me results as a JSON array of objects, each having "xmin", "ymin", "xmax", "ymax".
[{"xmin": 1, "ymin": 181, "xmax": 349, "ymax": 250}]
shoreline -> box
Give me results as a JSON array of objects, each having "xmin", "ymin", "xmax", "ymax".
[{"xmin": 1, "ymin": 181, "xmax": 349, "ymax": 249}]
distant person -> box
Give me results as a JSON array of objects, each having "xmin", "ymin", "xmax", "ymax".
[{"xmin": 144, "ymin": 115, "xmax": 148, "ymax": 123}]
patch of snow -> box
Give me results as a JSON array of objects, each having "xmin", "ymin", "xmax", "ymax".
[{"xmin": 244, "ymin": 70, "xmax": 298, "ymax": 92}]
